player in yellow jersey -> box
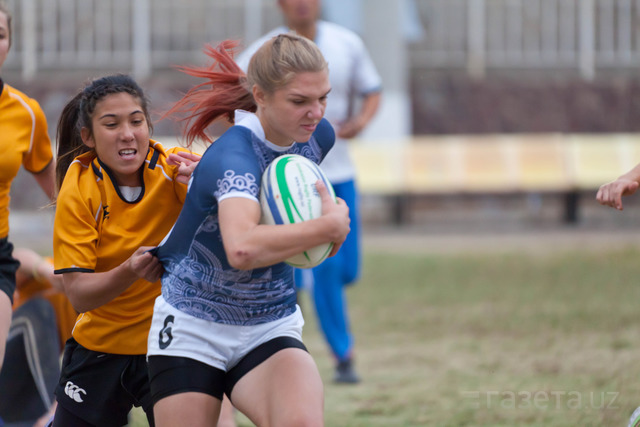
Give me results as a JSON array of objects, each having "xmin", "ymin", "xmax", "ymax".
[
  {"xmin": 50, "ymin": 74, "xmax": 201, "ymax": 427},
  {"xmin": 0, "ymin": 0, "xmax": 56, "ymax": 378}
]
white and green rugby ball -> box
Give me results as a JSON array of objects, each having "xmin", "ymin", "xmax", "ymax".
[{"xmin": 260, "ymin": 154, "xmax": 336, "ymax": 269}]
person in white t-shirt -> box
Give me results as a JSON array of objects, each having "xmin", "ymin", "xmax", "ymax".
[{"xmin": 237, "ymin": 0, "xmax": 382, "ymax": 384}]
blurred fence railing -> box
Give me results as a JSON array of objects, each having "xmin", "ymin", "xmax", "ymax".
[
  {"xmin": 4, "ymin": 0, "xmax": 640, "ymax": 80},
  {"xmin": 3, "ymin": 0, "xmax": 282, "ymax": 80},
  {"xmin": 412, "ymin": 0, "xmax": 640, "ymax": 79}
]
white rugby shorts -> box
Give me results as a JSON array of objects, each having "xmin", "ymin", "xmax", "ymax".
[{"xmin": 147, "ymin": 295, "xmax": 305, "ymax": 371}]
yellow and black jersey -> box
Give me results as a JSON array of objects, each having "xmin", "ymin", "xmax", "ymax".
[
  {"xmin": 0, "ymin": 81, "xmax": 53, "ymax": 238},
  {"xmin": 54, "ymin": 140, "xmax": 191, "ymax": 355}
]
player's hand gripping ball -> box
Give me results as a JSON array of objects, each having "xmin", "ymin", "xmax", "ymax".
[{"xmin": 260, "ymin": 154, "xmax": 336, "ymax": 268}]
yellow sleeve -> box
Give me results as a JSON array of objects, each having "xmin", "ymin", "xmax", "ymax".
[
  {"xmin": 53, "ymin": 162, "xmax": 101, "ymax": 273},
  {"xmin": 22, "ymin": 98, "xmax": 53, "ymax": 174}
]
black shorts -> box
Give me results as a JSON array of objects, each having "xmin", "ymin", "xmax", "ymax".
[
  {"xmin": 54, "ymin": 338, "xmax": 154, "ymax": 427},
  {"xmin": 0, "ymin": 237, "xmax": 19, "ymax": 303},
  {"xmin": 147, "ymin": 336, "xmax": 307, "ymax": 404}
]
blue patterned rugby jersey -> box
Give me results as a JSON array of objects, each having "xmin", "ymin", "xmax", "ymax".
[{"xmin": 155, "ymin": 111, "xmax": 335, "ymax": 325}]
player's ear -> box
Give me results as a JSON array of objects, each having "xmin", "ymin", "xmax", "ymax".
[
  {"xmin": 80, "ymin": 127, "xmax": 95, "ymax": 148},
  {"xmin": 252, "ymin": 85, "xmax": 267, "ymax": 109}
]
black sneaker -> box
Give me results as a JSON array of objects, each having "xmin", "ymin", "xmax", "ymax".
[{"xmin": 334, "ymin": 358, "xmax": 361, "ymax": 384}]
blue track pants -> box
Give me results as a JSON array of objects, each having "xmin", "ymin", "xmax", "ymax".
[{"xmin": 295, "ymin": 179, "xmax": 360, "ymax": 361}]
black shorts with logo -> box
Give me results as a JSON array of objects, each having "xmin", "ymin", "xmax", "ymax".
[
  {"xmin": 54, "ymin": 338, "xmax": 154, "ymax": 427},
  {"xmin": 0, "ymin": 237, "xmax": 19, "ymax": 303}
]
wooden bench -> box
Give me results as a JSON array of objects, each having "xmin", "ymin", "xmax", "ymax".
[{"xmin": 349, "ymin": 134, "xmax": 640, "ymax": 224}]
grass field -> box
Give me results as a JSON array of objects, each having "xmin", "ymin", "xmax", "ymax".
[{"xmin": 131, "ymin": 244, "xmax": 640, "ymax": 426}]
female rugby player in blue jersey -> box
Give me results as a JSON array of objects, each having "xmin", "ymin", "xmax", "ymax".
[
  {"xmin": 147, "ymin": 34, "xmax": 350, "ymax": 426},
  {"xmin": 237, "ymin": 0, "xmax": 383, "ymax": 384}
]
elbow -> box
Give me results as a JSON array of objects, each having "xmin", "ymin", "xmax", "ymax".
[
  {"xmin": 227, "ymin": 252, "xmax": 255, "ymax": 271},
  {"xmin": 226, "ymin": 245, "xmax": 257, "ymax": 271},
  {"xmin": 63, "ymin": 283, "xmax": 90, "ymax": 313},
  {"xmin": 67, "ymin": 294, "xmax": 89, "ymax": 313}
]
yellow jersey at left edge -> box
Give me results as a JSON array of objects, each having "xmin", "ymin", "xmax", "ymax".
[
  {"xmin": 54, "ymin": 140, "xmax": 193, "ymax": 355},
  {"xmin": 0, "ymin": 82, "xmax": 53, "ymax": 238}
]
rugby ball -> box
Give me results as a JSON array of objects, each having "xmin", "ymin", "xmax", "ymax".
[{"xmin": 260, "ymin": 154, "xmax": 336, "ymax": 269}]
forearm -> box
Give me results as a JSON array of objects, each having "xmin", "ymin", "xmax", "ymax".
[
  {"xmin": 337, "ymin": 92, "xmax": 381, "ymax": 139},
  {"xmin": 357, "ymin": 92, "xmax": 381, "ymax": 128},
  {"xmin": 226, "ymin": 216, "xmax": 338, "ymax": 270},
  {"xmin": 32, "ymin": 161, "xmax": 57, "ymax": 201},
  {"xmin": 220, "ymin": 193, "xmax": 349, "ymax": 270},
  {"xmin": 618, "ymin": 163, "xmax": 640, "ymax": 183},
  {"xmin": 22, "ymin": 258, "xmax": 63, "ymax": 292},
  {"xmin": 33, "ymin": 260, "xmax": 64, "ymax": 291}
]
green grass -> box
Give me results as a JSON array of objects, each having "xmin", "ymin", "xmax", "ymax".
[{"xmin": 131, "ymin": 247, "xmax": 640, "ymax": 426}]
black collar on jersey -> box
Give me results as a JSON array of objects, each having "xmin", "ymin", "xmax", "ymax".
[
  {"xmin": 92, "ymin": 151, "xmax": 148, "ymax": 204},
  {"xmin": 148, "ymin": 146, "xmax": 160, "ymax": 170},
  {"xmin": 0, "ymin": 78, "xmax": 4, "ymax": 95}
]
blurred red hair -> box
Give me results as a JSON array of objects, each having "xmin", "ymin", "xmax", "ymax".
[{"xmin": 165, "ymin": 40, "xmax": 256, "ymax": 146}]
